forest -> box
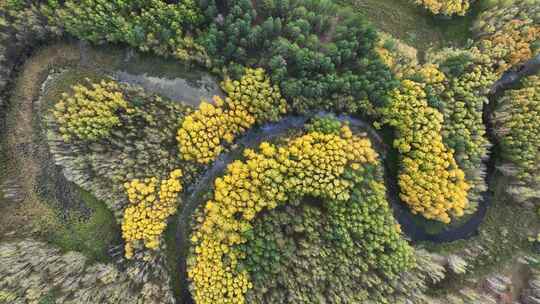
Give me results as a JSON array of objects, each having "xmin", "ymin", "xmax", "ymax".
[{"xmin": 0, "ymin": 0, "xmax": 539, "ymax": 303}]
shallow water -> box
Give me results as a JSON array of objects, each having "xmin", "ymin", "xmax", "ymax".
[
  {"xmin": 115, "ymin": 70, "xmax": 223, "ymax": 107},
  {"xmin": 490, "ymin": 53, "xmax": 540, "ymax": 94}
]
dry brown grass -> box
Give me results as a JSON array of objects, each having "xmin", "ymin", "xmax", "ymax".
[{"xmin": 0, "ymin": 43, "xmax": 80, "ymax": 238}]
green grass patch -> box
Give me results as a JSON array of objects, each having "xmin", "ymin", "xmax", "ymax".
[
  {"xmin": 37, "ymin": 291, "xmax": 56, "ymax": 304},
  {"xmin": 39, "ymin": 67, "xmax": 120, "ymax": 262},
  {"xmin": 337, "ymin": 0, "xmax": 488, "ymax": 52},
  {"xmin": 47, "ymin": 186, "xmax": 120, "ymax": 263}
]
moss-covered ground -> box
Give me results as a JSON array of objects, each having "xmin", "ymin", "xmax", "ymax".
[{"xmin": 47, "ymin": 187, "xmax": 121, "ymax": 263}]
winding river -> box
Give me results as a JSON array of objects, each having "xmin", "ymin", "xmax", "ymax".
[
  {"xmin": 175, "ymin": 113, "xmax": 483, "ymax": 256},
  {"xmin": 174, "ymin": 112, "xmax": 485, "ymax": 303},
  {"xmin": 174, "ymin": 54, "xmax": 540, "ymax": 302}
]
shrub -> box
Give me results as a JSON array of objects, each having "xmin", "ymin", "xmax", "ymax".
[
  {"xmin": 305, "ymin": 115, "xmax": 343, "ymax": 135},
  {"xmin": 0, "ymin": 240, "xmax": 175, "ymax": 303},
  {"xmin": 0, "ymin": 291, "xmax": 17, "ymax": 303},
  {"xmin": 493, "ymin": 75, "xmax": 540, "ymax": 203}
]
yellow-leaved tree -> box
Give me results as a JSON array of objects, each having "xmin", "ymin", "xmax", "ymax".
[
  {"xmin": 381, "ymin": 80, "xmax": 470, "ymax": 223},
  {"xmin": 473, "ymin": 0, "xmax": 540, "ymax": 75},
  {"xmin": 53, "ymin": 79, "xmax": 134, "ymax": 142},
  {"xmin": 122, "ymin": 169, "xmax": 183, "ymax": 258},
  {"xmin": 177, "ymin": 67, "xmax": 286, "ymax": 164},
  {"xmin": 413, "ymin": 0, "xmax": 471, "ymax": 16}
]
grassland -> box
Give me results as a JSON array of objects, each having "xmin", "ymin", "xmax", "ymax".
[
  {"xmin": 47, "ymin": 187, "xmax": 120, "ymax": 263},
  {"xmin": 338, "ymin": 0, "xmax": 491, "ymax": 53}
]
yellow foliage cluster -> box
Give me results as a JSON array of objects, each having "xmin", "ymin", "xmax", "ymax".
[
  {"xmin": 414, "ymin": 0, "xmax": 470, "ymax": 16},
  {"xmin": 375, "ymin": 45, "xmax": 470, "ymax": 221},
  {"xmin": 177, "ymin": 97, "xmax": 255, "ymax": 164},
  {"xmin": 0, "ymin": 291, "xmax": 16, "ymax": 302},
  {"xmin": 416, "ymin": 64, "xmax": 446, "ymax": 85},
  {"xmin": 177, "ymin": 68, "xmax": 286, "ymax": 164},
  {"xmin": 410, "ymin": 63, "xmax": 448, "ymax": 96},
  {"xmin": 188, "ymin": 127, "xmax": 378, "ymax": 304},
  {"xmin": 382, "ymin": 80, "xmax": 469, "ymax": 223},
  {"xmin": 376, "ymin": 46, "xmax": 395, "ymax": 72},
  {"xmin": 122, "ymin": 169, "xmax": 183, "ymax": 258},
  {"xmin": 473, "ymin": 0, "xmax": 540, "ymax": 75},
  {"xmin": 53, "ymin": 80, "xmax": 133, "ymax": 142},
  {"xmin": 221, "ymin": 68, "xmax": 287, "ymax": 122},
  {"xmin": 477, "ymin": 20, "xmax": 540, "ymax": 75}
]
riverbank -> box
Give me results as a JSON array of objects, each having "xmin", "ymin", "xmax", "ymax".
[{"xmin": 0, "ymin": 38, "xmax": 222, "ymax": 258}]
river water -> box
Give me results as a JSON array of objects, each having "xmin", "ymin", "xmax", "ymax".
[{"xmin": 77, "ymin": 40, "xmax": 224, "ymax": 107}]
